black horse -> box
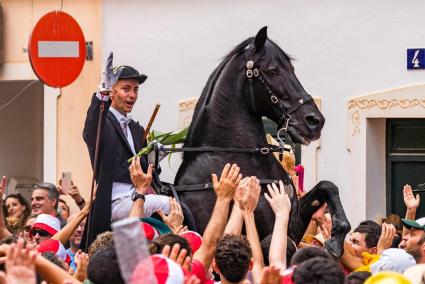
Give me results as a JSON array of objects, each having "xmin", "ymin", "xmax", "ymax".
[{"xmin": 174, "ymin": 27, "xmax": 350, "ymax": 258}]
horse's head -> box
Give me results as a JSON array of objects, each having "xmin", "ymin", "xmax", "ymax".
[{"xmin": 245, "ymin": 27, "xmax": 325, "ymax": 145}]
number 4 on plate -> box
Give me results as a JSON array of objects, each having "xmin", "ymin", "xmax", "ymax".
[{"xmin": 407, "ymin": 49, "xmax": 425, "ymax": 69}]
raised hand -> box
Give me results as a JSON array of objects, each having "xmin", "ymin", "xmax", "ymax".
[
  {"xmin": 0, "ymin": 239, "xmax": 37, "ymax": 284},
  {"xmin": 100, "ymin": 52, "xmax": 122, "ymax": 92},
  {"xmin": 239, "ymin": 176, "xmax": 261, "ymax": 213},
  {"xmin": 0, "ymin": 176, "xmax": 6, "ymax": 201},
  {"xmin": 259, "ymin": 266, "xmax": 281, "ymax": 284},
  {"xmin": 403, "ymin": 184, "xmax": 420, "ymax": 211},
  {"xmin": 162, "ymin": 244, "xmax": 191, "ymax": 272},
  {"xmin": 265, "ymin": 181, "xmax": 291, "ymax": 216},
  {"xmin": 68, "ymin": 185, "xmax": 84, "ymax": 204},
  {"xmin": 157, "ymin": 197, "xmax": 184, "ymax": 233},
  {"xmin": 211, "ymin": 163, "xmax": 242, "ymax": 202},
  {"xmin": 129, "ymin": 156, "xmax": 153, "ymax": 194},
  {"xmin": 377, "ymin": 223, "xmax": 396, "ymax": 254}
]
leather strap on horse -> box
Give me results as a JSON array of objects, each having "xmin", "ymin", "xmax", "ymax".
[
  {"xmin": 160, "ymin": 144, "xmax": 282, "ymax": 155},
  {"xmin": 159, "ymin": 178, "xmax": 282, "ymax": 193}
]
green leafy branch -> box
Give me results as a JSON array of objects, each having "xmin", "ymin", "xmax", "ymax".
[{"xmin": 127, "ymin": 127, "xmax": 188, "ymax": 163}]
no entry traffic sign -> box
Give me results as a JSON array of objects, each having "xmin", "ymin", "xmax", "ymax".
[{"xmin": 28, "ymin": 11, "xmax": 86, "ymax": 88}]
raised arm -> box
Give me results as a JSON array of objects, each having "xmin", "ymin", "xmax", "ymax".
[
  {"xmin": 241, "ymin": 176, "xmax": 263, "ymax": 283},
  {"xmin": 0, "ymin": 176, "xmax": 12, "ymax": 239},
  {"xmin": 128, "ymin": 157, "xmax": 152, "ymax": 218},
  {"xmin": 193, "ymin": 163, "xmax": 241, "ymax": 274},
  {"xmin": 264, "ymin": 181, "xmax": 291, "ymax": 271},
  {"xmin": 403, "ymin": 184, "xmax": 419, "ymax": 236},
  {"xmin": 224, "ymin": 177, "xmax": 249, "ymax": 235},
  {"xmin": 51, "ymin": 200, "xmax": 91, "ymax": 245}
]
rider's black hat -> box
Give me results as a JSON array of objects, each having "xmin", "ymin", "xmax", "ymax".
[{"xmin": 113, "ymin": 65, "xmax": 147, "ymax": 84}]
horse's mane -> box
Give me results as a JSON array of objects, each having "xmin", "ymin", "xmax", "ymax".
[{"xmin": 184, "ymin": 36, "xmax": 293, "ymax": 150}]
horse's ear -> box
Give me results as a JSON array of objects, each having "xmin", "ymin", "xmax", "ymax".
[{"xmin": 254, "ymin": 26, "xmax": 268, "ymax": 52}]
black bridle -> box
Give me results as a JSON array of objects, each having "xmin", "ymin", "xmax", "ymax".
[{"xmin": 244, "ymin": 42, "xmax": 313, "ymax": 139}]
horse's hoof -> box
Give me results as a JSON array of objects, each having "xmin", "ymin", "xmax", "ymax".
[{"xmin": 324, "ymin": 238, "xmax": 343, "ymax": 259}]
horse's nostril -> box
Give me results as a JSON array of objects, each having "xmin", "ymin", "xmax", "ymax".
[{"xmin": 305, "ymin": 114, "xmax": 321, "ymax": 128}]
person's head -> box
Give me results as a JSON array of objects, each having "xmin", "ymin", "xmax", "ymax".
[
  {"xmin": 87, "ymin": 247, "xmax": 124, "ymax": 284},
  {"xmin": 110, "ymin": 65, "xmax": 147, "ymax": 115},
  {"xmin": 290, "ymin": 246, "xmax": 332, "ymax": 266},
  {"xmin": 261, "ymin": 234, "xmax": 298, "ymax": 266},
  {"xmin": 345, "ymin": 271, "xmax": 372, "ymax": 284},
  {"xmin": 58, "ymin": 199, "xmax": 70, "ymax": 220},
  {"xmin": 5, "ymin": 193, "xmax": 30, "ymax": 221},
  {"xmin": 68, "ymin": 214, "xmax": 86, "ymax": 251},
  {"xmin": 29, "ymin": 214, "xmax": 60, "ymax": 244},
  {"xmin": 402, "ymin": 218, "xmax": 425, "ymax": 263},
  {"xmin": 213, "ymin": 235, "xmax": 252, "ymax": 284},
  {"xmin": 149, "ymin": 234, "xmax": 192, "ymax": 257},
  {"xmin": 383, "ymin": 214, "xmax": 403, "ymax": 236},
  {"xmin": 23, "ymin": 214, "xmax": 38, "ymax": 241},
  {"xmin": 292, "ymin": 257, "xmax": 345, "ymax": 284},
  {"xmin": 31, "ymin": 183, "xmax": 59, "ymax": 215},
  {"xmin": 42, "ymin": 252, "xmax": 67, "ymax": 270},
  {"xmin": 349, "ymin": 221, "xmax": 381, "ymax": 257},
  {"xmin": 88, "ymin": 231, "xmax": 114, "ymax": 257}
]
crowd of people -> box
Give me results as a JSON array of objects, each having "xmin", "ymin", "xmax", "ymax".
[
  {"xmin": 0, "ymin": 165, "xmax": 424, "ymax": 284},
  {"xmin": 0, "ymin": 56, "xmax": 423, "ymax": 284}
]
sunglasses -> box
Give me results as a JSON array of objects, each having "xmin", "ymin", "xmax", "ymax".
[{"xmin": 31, "ymin": 229, "xmax": 51, "ymax": 237}]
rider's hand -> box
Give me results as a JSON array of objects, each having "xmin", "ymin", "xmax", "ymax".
[
  {"xmin": 403, "ymin": 184, "xmax": 420, "ymax": 211},
  {"xmin": 129, "ymin": 156, "xmax": 152, "ymax": 194},
  {"xmin": 265, "ymin": 181, "xmax": 291, "ymax": 216},
  {"xmin": 99, "ymin": 52, "xmax": 122, "ymax": 93},
  {"xmin": 211, "ymin": 163, "xmax": 242, "ymax": 202}
]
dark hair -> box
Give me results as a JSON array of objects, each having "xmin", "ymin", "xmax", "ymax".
[
  {"xmin": 4, "ymin": 193, "xmax": 31, "ymax": 220},
  {"xmin": 292, "ymin": 257, "xmax": 344, "ymax": 284},
  {"xmin": 354, "ymin": 221, "xmax": 381, "ymax": 248},
  {"xmin": 261, "ymin": 234, "xmax": 297, "ymax": 266},
  {"xmin": 88, "ymin": 247, "xmax": 124, "ymax": 284},
  {"xmin": 149, "ymin": 233, "xmax": 192, "ymax": 256},
  {"xmin": 345, "ymin": 271, "xmax": 372, "ymax": 284},
  {"xmin": 88, "ymin": 231, "xmax": 114, "ymax": 257},
  {"xmin": 33, "ymin": 182, "xmax": 59, "ymax": 210},
  {"xmin": 58, "ymin": 199, "xmax": 70, "ymax": 212},
  {"xmin": 290, "ymin": 246, "xmax": 332, "ymax": 266},
  {"xmin": 214, "ymin": 235, "xmax": 252, "ymax": 283},
  {"xmin": 42, "ymin": 252, "xmax": 66, "ymax": 270}
]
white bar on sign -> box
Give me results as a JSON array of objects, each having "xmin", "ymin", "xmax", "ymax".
[{"xmin": 38, "ymin": 41, "xmax": 79, "ymax": 58}]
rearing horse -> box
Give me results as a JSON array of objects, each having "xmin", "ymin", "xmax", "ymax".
[{"xmin": 174, "ymin": 27, "xmax": 350, "ymax": 257}]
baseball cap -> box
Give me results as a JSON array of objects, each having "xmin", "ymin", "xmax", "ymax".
[
  {"xmin": 139, "ymin": 222, "xmax": 159, "ymax": 241},
  {"xmin": 370, "ymin": 248, "xmax": 416, "ymax": 274},
  {"xmin": 365, "ymin": 271, "xmax": 411, "ymax": 284},
  {"xmin": 131, "ymin": 255, "xmax": 189, "ymax": 284},
  {"xmin": 401, "ymin": 217, "xmax": 425, "ymax": 231},
  {"xmin": 30, "ymin": 214, "xmax": 61, "ymax": 237},
  {"xmin": 113, "ymin": 65, "xmax": 147, "ymax": 84},
  {"xmin": 38, "ymin": 239, "xmax": 71, "ymax": 264},
  {"xmin": 180, "ymin": 231, "xmax": 203, "ymax": 254}
]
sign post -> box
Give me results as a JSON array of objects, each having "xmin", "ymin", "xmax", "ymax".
[{"xmin": 28, "ymin": 11, "xmax": 86, "ymax": 88}]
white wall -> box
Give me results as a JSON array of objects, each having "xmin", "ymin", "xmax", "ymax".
[{"xmin": 103, "ymin": 0, "xmax": 425, "ymax": 224}]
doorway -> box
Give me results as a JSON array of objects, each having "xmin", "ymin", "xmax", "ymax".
[{"xmin": 386, "ymin": 118, "xmax": 425, "ymax": 218}]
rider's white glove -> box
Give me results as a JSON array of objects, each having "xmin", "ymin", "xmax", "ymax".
[{"xmin": 98, "ymin": 52, "xmax": 122, "ymax": 93}]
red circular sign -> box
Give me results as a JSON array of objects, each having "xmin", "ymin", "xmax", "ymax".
[{"xmin": 28, "ymin": 11, "xmax": 86, "ymax": 88}]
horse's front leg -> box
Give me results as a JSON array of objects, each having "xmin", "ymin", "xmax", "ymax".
[{"xmin": 294, "ymin": 180, "xmax": 351, "ymax": 258}]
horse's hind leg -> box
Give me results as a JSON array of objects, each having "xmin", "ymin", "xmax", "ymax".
[{"xmin": 291, "ymin": 180, "xmax": 351, "ymax": 258}]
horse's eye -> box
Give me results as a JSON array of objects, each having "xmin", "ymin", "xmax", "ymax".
[{"xmin": 267, "ymin": 69, "xmax": 279, "ymax": 75}]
